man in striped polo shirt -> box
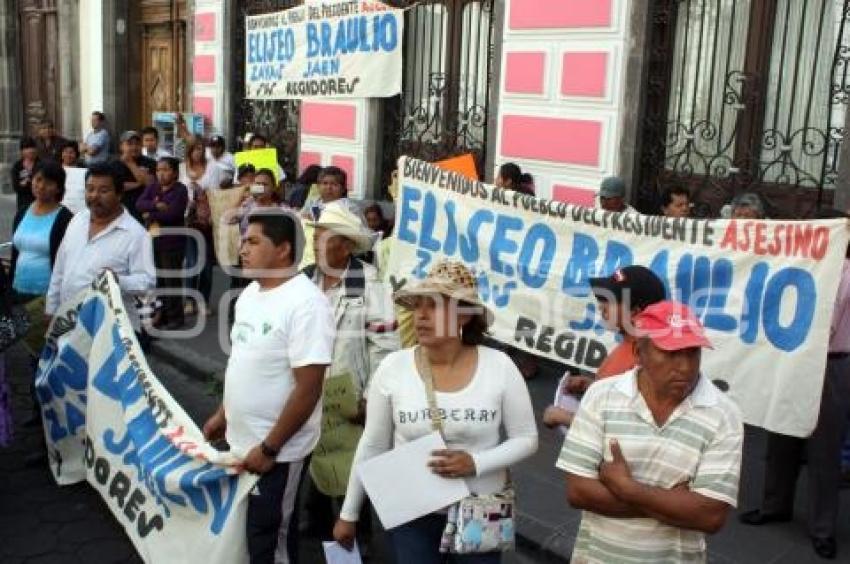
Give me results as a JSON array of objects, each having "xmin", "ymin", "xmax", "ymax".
[{"xmin": 558, "ymin": 301, "xmax": 743, "ymax": 563}]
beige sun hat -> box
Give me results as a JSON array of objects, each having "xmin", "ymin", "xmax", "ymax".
[
  {"xmin": 394, "ymin": 260, "xmax": 494, "ymax": 327},
  {"xmin": 310, "ymin": 201, "xmax": 374, "ymax": 253}
]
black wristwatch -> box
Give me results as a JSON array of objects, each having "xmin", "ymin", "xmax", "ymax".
[{"xmin": 260, "ymin": 441, "xmax": 279, "ymax": 458}]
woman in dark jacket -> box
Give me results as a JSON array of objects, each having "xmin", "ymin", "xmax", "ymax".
[
  {"xmin": 136, "ymin": 157, "xmax": 189, "ymax": 329},
  {"xmin": 10, "ymin": 161, "xmax": 73, "ymax": 429},
  {"xmin": 10, "ymin": 161, "xmax": 73, "ymax": 345},
  {"xmin": 11, "ymin": 161, "xmax": 73, "ymax": 298}
]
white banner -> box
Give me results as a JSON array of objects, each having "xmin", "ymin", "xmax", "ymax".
[
  {"xmin": 245, "ymin": 0, "xmax": 403, "ymax": 100},
  {"xmin": 35, "ymin": 273, "xmax": 258, "ymax": 563},
  {"xmin": 389, "ymin": 157, "xmax": 850, "ymax": 437}
]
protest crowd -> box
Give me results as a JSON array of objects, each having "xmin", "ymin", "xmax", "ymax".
[{"xmin": 1, "ymin": 109, "xmax": 849, "ymax": 564}]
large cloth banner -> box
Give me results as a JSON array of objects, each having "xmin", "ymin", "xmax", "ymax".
[
  {"xmin": 34, "ymin": 273, "xmax": 258, "ymax": 563},
  {"xmin": 245, "ymin": 0, "xmax": 404, "ymax": 100},
  {"xmin": 245, "ymin": 0, "xmax": 403, "ymax": 100},
  {"xmin": 389, "ymin": 157, "xmax": 850, "ymax": 437}
]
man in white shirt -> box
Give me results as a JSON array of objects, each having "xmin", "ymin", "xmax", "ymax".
[
  {"xmin": 46, "ymin": 163, "xmax": 156, "ymax": 329},
  {"xmin": 206, "ymin": 135, "xmax": 236, "ymax": 187},
  {"xmin": 203, "ymin": 209, "xmax": 334, "ymax": 564}
]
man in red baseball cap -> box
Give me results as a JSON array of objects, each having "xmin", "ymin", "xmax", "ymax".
[{"xmin": 557, "ymin": 301, "xmax": 743, "ymax": 562}]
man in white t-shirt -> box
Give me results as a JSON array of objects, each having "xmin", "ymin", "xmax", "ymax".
[{"xmin": 203, "ymin": 209, "xmax": 334, "ymax": 564}]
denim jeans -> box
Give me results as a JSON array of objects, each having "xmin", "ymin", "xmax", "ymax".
[{"xmin": 388, "ymin": 513, "xmax": 501, "ymax": 564}]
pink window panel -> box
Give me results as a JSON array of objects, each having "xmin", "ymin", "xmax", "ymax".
[
  {"xmin": 193, "ymin": 55, "xmax": 216, "ymax": 84},
  {"xmin": 330, "ymin": 156, "xmax": 356, "ymax": 186},
  {"xmin": 504, "ymin": 52, "xmax": 546, "ymax": 95},
  {"xmin": 300, "ymin": 152, "xmax": 323, "ymax": 171},
  {"xmin": 561, "ymin": 52, "xmax": 608, "ymax": 98},
  {"xmin": 510, "ymin": 0, "xmax": 613, "ymax": 30},
  {"xmin": 192, "ymin": 96, "xmax": 214, "ymax": 123},
  {"xmin": 194, "ymin": 13, "xmax": 216, "ymax": 42},
  {"xmin": 501, "ymin": 115, "xmax": 602, "ymax": 167},
  {"xmin": 301, "ymin": 103, "xmax": 357, "ymax": 140},
  {"xmin": 552, "ymin": 185, "xmax": 597, "ymax": 207}
]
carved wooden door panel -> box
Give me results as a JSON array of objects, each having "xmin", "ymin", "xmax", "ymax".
[
  {"xmin": 18, "ymin": 0, "xmax": 59, "ymax": 134},
  {"xmin": 137, "ymin": 0, "xmax": 187, "ymax": 127},
  {"xmin": 142, "ymin": 27, "xmax": 176, "ymax": 123}
]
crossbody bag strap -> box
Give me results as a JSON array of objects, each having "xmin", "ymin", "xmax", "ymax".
[{"xmin": 415, "ymin": 346, "xmax": 445, "ymax": 437}]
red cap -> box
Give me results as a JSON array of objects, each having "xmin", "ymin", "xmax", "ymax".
[{"xmin": 633, "ymin": 301, "xmax": 713, "ymax": 351}]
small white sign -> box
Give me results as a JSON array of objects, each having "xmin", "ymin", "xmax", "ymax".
[
  {"xmin": 357, "ymin": 431, "xmax": 470, "ymax": 529},
  {"xmin": 322, "ymin": 541, "xmax": 362, "ymax": 564}
]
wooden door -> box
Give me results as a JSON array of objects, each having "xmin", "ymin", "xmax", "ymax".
[
  {"xmin": 142, "ymin": 27, "xmax": 176, "ymax": 122},
  {"xmin": 135, "ymin": 0, "xmax": 187, "ymax": 127},
  {"xmin": 18, "ymin": 0, "xmax": 59, "ymax": 134}
]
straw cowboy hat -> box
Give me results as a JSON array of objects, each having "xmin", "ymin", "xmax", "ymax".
[
  {"xmin": 394, "ymin": 260, "xmax": 494, "ymax": 327},
  {"xmin": 310, "ymin": 202, "xmax": 374, "ymax": 253}
]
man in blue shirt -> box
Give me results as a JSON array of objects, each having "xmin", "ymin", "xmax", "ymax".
[{"xmin": 81, "ymin": 111, "xmax": 110, "ymax": 165}]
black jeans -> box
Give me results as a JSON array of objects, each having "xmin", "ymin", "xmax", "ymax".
[
  {"xmin": 247, "ymin": 459, "xmax": 308, "ymax": 564},
  {"xmin": 760, "ymin": 355, "xmax": 850, "ymax": 538},
  {"xmin": 154, "ymin": 244, "xmax": 185, "ymax": 324},
  {"xmin": 185, "ymin": 229, "xmax": 214, "ymax": 306}
]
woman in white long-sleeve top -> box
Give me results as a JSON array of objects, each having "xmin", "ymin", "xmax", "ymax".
[{"xmin": 333, "ymin": 260, "xmax": 538, "ymax": 563}]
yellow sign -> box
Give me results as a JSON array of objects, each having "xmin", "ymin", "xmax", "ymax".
[{"xmin": 234, "ymin": 148, "xmax": 280, "ymax": 184}]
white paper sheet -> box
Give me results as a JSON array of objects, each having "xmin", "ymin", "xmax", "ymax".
[
  {"xmin": 62, "ymin": 166, "xmax": 87, "ymax": 214},
  {"xmin": 322, "ymin": 541, "xmax": 362, "ymax": 564},
  {"xmin": 357, "ymin": 431, "xmax": 471, "ymax": 530},
  {"xmin": 554, "ymin": 373, "xmax": 582, "ymax": 434},
  {"xmin": 554, "ymin": 373, "xmax": 582, "ymax": 413}
]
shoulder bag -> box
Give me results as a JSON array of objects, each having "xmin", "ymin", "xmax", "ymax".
[{"xmin": 414, "ymin": 346, "xmax": 516, "ymax": 555}]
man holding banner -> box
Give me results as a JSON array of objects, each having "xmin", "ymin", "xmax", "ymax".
[
  {"xmin": 46, "ymin": 163, "xmax": 156, "ymax": 331},
  {"xmin": 203, "ymin": 210, "xmax": 334, "ymax": 564}
]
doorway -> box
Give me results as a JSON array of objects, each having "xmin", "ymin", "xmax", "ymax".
[{"xmin": 132, "ymin": 0, "xmax": 188, "ymax": 128}]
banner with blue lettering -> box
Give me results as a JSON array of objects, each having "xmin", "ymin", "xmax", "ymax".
[
  {"xmin": 389, "ymin": 157, "xmax": 850, "ymax": 437},
  {"xmin": 245, "ymin": 0, "xmax": 403, "ymax": 99},
  {"xmin": 35, "ymin": 273, "xmax": 258, "ymax": 563}
]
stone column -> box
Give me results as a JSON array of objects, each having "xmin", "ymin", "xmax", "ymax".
[
  {"xmin": 484, "ymin": 0, "xmax": 506, "ymax": 183},
  {"xmin": 618, "ymin": 0, "xmax": 651, "ymax": 205},
  {"xmin": 0, "ymin": 0, "xmax": 23, "ymax": 194},
  {"xmin": 58, "ymin": 0, "xmax": 81, "ymax": 139},
  {"xmin": 102, "ymin": 0, "xmax": 129, "ymax": 150}
]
